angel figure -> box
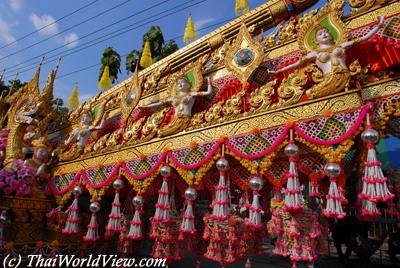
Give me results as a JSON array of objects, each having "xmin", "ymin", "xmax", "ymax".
[
  {"xmin": 65, "ymin": 108, "xmax": 108, "ymax": 148},
  {"xmin": 271, "ymin": 3, "xmax": 384, "ymax": 99},
  {"xmin": 146, "ymin": 76, "xmax": 213, "ymax": 137}
]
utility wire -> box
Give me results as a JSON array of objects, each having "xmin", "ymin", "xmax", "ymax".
[
  {"xmin": 3, "ymin": 0, "xmax": 207, "ymax": 78},
  {"xmin": 36, "ymin": 17, "xmax": 232, "ymax": 84},
  {"xmin": 0, "ymin": 0, "xmax": 140, "ymax": 61},
  {"xmin": 1, "ymin": 0, "xmax": 176, "ymax": 71},
  {"xmin": 0, "ymin": 0, "xmax": 101, "ymax": 51}
]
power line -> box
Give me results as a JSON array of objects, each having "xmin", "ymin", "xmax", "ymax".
[
  {"xmin": 0, "ymin": 0, "xmax": 139, "ymax": 61},
  {"xmin": 1, "ymin": 0, "xmax": 175, "ymax": 71},
  {"xmin": 3, "ymin": 0, "xmax": 207, "ymax": 79},
  {"xmin": 0, "ymin": 0, "xmax": 102, "ymax": 51},
  {"xmin": 37, "ymin": 18, "xmax": 232, "ymax": 84}
]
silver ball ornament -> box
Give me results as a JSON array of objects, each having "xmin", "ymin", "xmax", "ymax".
[
  {"xmin": 160, "ymin": 166, "xmax": 171, "ymax": 177},
  {"xmin": 284, "ymin": 143, "xmax": 299, "ymax": 157},
  {"xmin": 324, "ymin": 163, "xmax": 341, "ymax": 178},
  {"xmin": 249, "ymin": 176, "xmax": 263, "ymax": 191},
  {"xmin": 89, "ymin": 202, "xmax": 101, "ymax": 213},
  {"xmin": 73, "ymin": 186, "xmax": 82, "ymax": 196},
  {"xmin": 216, "ymin": 158, "xmax": 229, "ymax": 171},
  {"xmin": 113, "ymin": 179, "xmax": 124, "ymax": 190},
  {"xmin": 361, "ymin": 129, "xmax": 379, "ymax": 144},
  {"xmin": 132, "ymin": 195, "xmax": 143, "ymax": 207},
  {"xmin": 184, "ymin": 187, "xmax": 197, "ymax": 200}
]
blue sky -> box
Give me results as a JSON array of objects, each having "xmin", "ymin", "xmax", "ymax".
[{"xmin": 0, "ymin": 0, "xmax": 267, "ymax": 102}]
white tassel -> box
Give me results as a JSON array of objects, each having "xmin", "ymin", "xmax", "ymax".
[
  {"xmin": 211, "ymin": 170, "xmax": 229, "ymax": 221},
  {"xmin": 323, "ymin": 177, "xmax": 346, "ymax": 219},
  {"xmin": 62, "ymin": 196, "xmax": 80, "ymax": 234},
  {"xmin": 359, "ymin": 144, "xmax": 394, "ymax": 203},
  {"xmin": 83, "ymin": 212, "xmax": 99, "ymax": 242},
  {"xmin": 105, "ymin": 190, "xmax": 123, "ymax": 236},
  {"xmin": 180, "ymin": 200, "xmax": 196, "ymax": 235},
  {"xmin": 284, "ymin": 160, "xmax": 303, "ymax": 213},
  {"xmin": 127, "ymin": 205, "xmax": 143, "ymax": 240},
  {"xmin": 246, "ymin": 191, "xmax": 263, "ymax": 229},
  {"xmin": 361, "ymin": 199, "xmax": 380, "ymax": 217},
  {"xmin": 153, "ymin": 177, "xmax": 172, "ymax": 223},
  {"xmin": 239, "ymin": 192, "xmax": 250, "ymax": 213}
]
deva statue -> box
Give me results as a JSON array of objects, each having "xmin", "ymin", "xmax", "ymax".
[
  {"xmin": 146, "ymin": 65, "xmax": 213, "ymax": 137},
  {"xmin": 271, "ymin": 0, "xmax": 384, "ymax": 99}
]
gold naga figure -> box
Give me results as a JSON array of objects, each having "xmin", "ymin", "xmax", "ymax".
[
  {"xmin": 145, "ymin": 59, "xmax": 213, "ymax": 138},
  {"xmin": 271, "ymin": 0, "xmax": 384, "ymax": 99}
]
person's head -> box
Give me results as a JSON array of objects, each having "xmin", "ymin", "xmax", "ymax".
[
  {"xmin": 314, "ymin": 26, "xmax": 334, "ymax": 46},
  {"xmin": 176, "ymin": 77, "xmax": 191, "ymax": 93}
]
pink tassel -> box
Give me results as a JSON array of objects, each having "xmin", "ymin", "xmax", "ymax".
[
  {"xmin": 62, "ymin": 196, "xmax": 80, "ymax": 234},
  {"xmin": 309, "ymin": 181, "xmax": 320, "ymax": 197},
  {"xmin": 284, "ymin": 156, "xmax": 303, "ymax": 213},
  {"xmin": 245, "ymin": 258, "xmax": 251, "ymax": 268},
  {"xmin": 105, "ymin": 190, "xmax": 123, "ymax": 236},
  {"xmin": 83, "ymin": 212, "xmax": 100, "ymax": 242},
  {"xmin": 210, "ymin": 167, "xmax": 229, "ymax": 221},
  {"xmin": 239, "ymin": 192, "xmax": 250, "ymax": 213},
  {"xmin": 359, "ymin": 142, "xmax": 394, "ymax": 203},
  {"xmin": 323, "ymin": 176, "xmax": 346, "ymax": 219},
  {"xmin": 127, "ymin": 194, "xmax": 144, "ymax": 240},
  {"xmin": 360, "ymin": 199, "xmax": 381, "ymax": 217},
  {"xmin": 180, "ymin": 200, "xmax": 196, "ymax": 236},
  {"xmin": 246, "ymin": 190, "xmax": 263, "ymax": 230}
]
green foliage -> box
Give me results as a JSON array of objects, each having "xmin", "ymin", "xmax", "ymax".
[
  {"xmin": 0, "ymin": 79, "xmax": 26, "ymax": 96},
  {"xmin": 125, "ymin": 49, "xmax": 141, "ymax": 74},
  {"xmin": 125, "ymin": 26, "xmax": 179, "ymax": 74},
  {"xmin": 99, "ymin": 47, "xmax": 121, "ymax": 83}
]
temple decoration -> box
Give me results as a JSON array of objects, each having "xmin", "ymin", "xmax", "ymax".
[
  {"xmin": 225, "ymin": 23, "xmax": 264, "ymax": 86},
  {"xmin": 184, "ymin": 15, "xmax": 197, "ymax": 45},
  {"xmin": 105, "ymin": 178, "xmax": 124, "ymax": 237},
  {"xmin": 284, "ymin": 131, "xmax": 303, "ymax": 214},
  {"xmin": 98, "ymin": 65, "xmax": 111, "ymax": 90},
  {"xmin": 235, "ymin": 0, "xmax": 249, "ymax": 16},
  {"xmin": 272, "ymin": 0, "xmax": 383, "ymax": 99},
  {"xmin": 67, "ymin": 83, "xmax": 79, "ymax": 111},
  {"xmin": 83, "ymin": 201, "xmax": 101, "ymax": 242},
  {"xmin": 359, "ymin": 113, "xmax": 394, "ymax": 217},
  {"xmin": 149, "ymin": 163, "xmax": 182, "ymax": 262},
  {"xmin": 140, "ymin": 41, "xmax": 153, "ymax": 69},
  {"xmin": 127, "ymin": 193, "xmax": 144, "ymax": 240},
  {"xmin": 323, "ymin": 162, "xmax": 346, "ymax": 219},
  {"xmin": 1, "ymin": 0, "xmax": 400, "ymax": 266},
  {"xmin": 61, "ymin": 185, "xmax": 81, "ymax": 235}
]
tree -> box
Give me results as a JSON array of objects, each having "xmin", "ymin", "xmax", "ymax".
[
  {"xmin": 125, "ymin": 26, "xmax": 179, "ymax": 74},
  {"xmin": 8, "ymin": 79, "xmax": 26, "ymax": 92},
  {"xmin": 99, "ymin": 47, "xmax": 121, "ymax": 83},
  {"xmin": 125, "ymin": 49, "xmax": 141, "ymax": 74}
]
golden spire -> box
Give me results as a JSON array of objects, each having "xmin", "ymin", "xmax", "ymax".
[
  {"xmin": 140, "ymin": 41, "xmax": 153, "ymax": 69},
  {"xmin": 98, "ymin": 65, "xmax": 111, "ymax": 90},
  {"xmin": 67, "ymin": 83, "xmax": 79, "ymax": 110},
  {"xmin": 41, "ymin": 58, "xmax": 60, "ymax": 102},
  {"xmin": 184, "ymin": 15, "xmax": 197, "ymax": 45},
  {"xmin": 235, "ymin": 0, "xmax": 249, "ymax": 16}
]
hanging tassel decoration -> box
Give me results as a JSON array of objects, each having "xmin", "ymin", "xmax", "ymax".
[
  {"xmin": 127, "ymin": 193, "xmax": 144, "ymax": 240},
  {"xmin": 235, "ymin": 0, "xmax": 249, "ymax": 16},
  {"xmin": 67, "ymin": 83, "xmax": 79, "ymax": 110},
  {"xmin": 62, "ymin": 186, "xmax": 82, "ymax": 234},
  {"xmin": 309, "ymin": 179, "xmax": 320, "ymax": 197},
  {"xmin": 83, "ymin": 202, "xmax": 101, "ymax": 242},
  {"xmin": 361, "ymin": 199, "xmax": 380, "ymax": 217},
  {"xmin": 284, "ymin": 131, "xmax": 303, "ymax": 213},
  {"xmin": 180, "ymin": 187, "xmax": 197, "ymax": 236},
  {"xmin": 98, "ymin": 65, "xmax": 111, "ymax": 90},
  {"xmin": 152, "ymin": 165, "xmax": 172, "ymax": 225},
  {"xmin": 323, "ymin": 163, "xmax": 346, "ymax": 219},
  {"xmin": 359, "ymin": 117, "xmax": 394, "ymax": 204},
  {"xmin": 105, "ymin": 178, "xmax": 124, "ymax": 237},
  {"xmin": 239, "ymin": 192, "xmax": 250, "ymax": 213},
  {"xmin": 140, "ymin": 41, "xmax": 153, "ymax": 69},
  {"xmin": 183, "ymin": 15, "xmax": 197, "ymax": 45},
  {"xmin": 211, "ymin": 156, "xmax": 230, "ymax": 221},
  {"xmin": 246, "ymin": 176, "xmax": 264, "ymax": 230}
]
